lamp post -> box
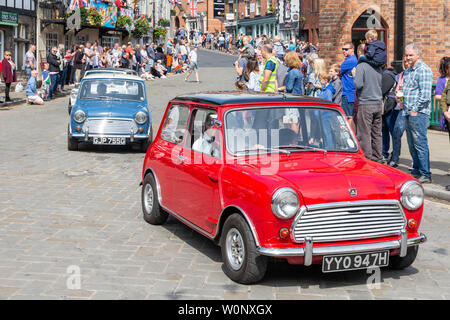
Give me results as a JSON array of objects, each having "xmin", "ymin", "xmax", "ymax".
[{"xmin": 235, "ymin": 0, "xmax": 238, "ymax": 38}]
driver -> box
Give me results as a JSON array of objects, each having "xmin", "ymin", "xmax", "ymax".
[
  {"xmin": 192, "ymin": 113, "xmax": 221, "ymax": 158},
  {"xmin": 97, "ymin": 83, "xmax": 107, "ymax": 96}
]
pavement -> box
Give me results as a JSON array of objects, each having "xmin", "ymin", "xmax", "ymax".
[{"xmin": 0, "ymin": 50, "xmax": 448, "ymax": 300}]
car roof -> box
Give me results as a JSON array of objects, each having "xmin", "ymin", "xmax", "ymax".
[
  {"xmin": 85, "ymin": 68, "xmax": 138, "ymax": 75},
  {"xmin": 171, "ymin": 91, "xmax": 335, "ymax": 106},
  {"xmin": 82, "ymin": 73, "xmax": 143, "ymax": 81}
]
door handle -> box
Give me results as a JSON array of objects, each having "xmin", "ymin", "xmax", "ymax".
[{"xmin": 208, "ymin": 175, "xmax": 218, "ymax": 183}]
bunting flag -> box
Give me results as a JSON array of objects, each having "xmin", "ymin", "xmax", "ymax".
[{"xmin": 169, "ymin": 0, "xmax": 182, "ymax": 5}]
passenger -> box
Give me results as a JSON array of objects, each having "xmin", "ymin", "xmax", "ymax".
[{"xmin": 192, "ymin": 114, "xmax": 221, "ymax": 158}]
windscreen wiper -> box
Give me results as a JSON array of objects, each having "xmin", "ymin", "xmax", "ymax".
[{"xmin": 277, "ymin": 145, "xmax": 327, "ymax": 155}]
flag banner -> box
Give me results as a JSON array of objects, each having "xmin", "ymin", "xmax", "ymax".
[
  {"xmin": 90, "ymin": 1, "xmax": 118, "ymax": 28},
  {"xmin": 189, "ymin": 0, "xmax": 198, "ymax": 17}
]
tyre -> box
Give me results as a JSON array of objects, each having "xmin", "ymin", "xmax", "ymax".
[
  {"xmin": 67, "ymin": 126, "xmax": 78, "ymax": 151},
  {"xmin": 141, "ymin": 173, "xmax": 168, "ymax": 225},
  {"xmin": 140, "ymin": 126, "xmax": 153, "ymax": 153},
  {"xmin": 220, "ymin": 213, "xmax": 268, "ymax": 284},
  {"xmin": 389, "ymin": 245, "xmax": 419, "ymax": 270}
]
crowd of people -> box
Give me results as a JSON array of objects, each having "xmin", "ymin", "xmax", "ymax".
[
  {"xmin": 2, "ymin": 37, "xmax": 201, "ymax": 105},
  {"xmin": 232, "ymin": 30, "xmax": 449, "ymax": 188}
]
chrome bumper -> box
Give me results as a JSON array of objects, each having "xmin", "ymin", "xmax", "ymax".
[
  {"xmin": 71, "ymin": 133, "xmax": 150, "ymax": 140},
  {"xmin": 257, "ymin": 233, "xmax": 427, "ymax": 266}
]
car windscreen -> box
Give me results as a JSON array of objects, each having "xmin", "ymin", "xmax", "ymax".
[
  {"xmin": 79, "ymin": 79, "xmax": 145, "ymax": 102},
  {"xmin": 225, "ymin": 107, "xmax": 358, "ymax": 155}
]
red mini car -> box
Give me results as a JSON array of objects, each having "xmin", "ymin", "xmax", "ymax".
[{"xmin": 140, "ymin": 92, "xmax": 427, "ymax": 284}]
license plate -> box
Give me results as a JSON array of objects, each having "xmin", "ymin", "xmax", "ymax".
[
  {"xmin": 322, "ymin": 251, "xmax": 389, "ymax": 273},
  {"xmin": 93, "ymin": 137, "xmax": 126, "ymax": 145}
]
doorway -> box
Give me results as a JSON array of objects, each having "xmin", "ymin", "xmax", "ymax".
[{"xmin": 351, "ymin": 9, "xmax": 389, "ymax": 56}]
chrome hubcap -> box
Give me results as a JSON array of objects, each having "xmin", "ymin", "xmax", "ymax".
[
  {"xmin": 226, "ymin": 228, "xmax": 245, "ymax": 270},
  {"xmin": 144, "ymin": 183, "xmax": 154, "ymax": 213}
]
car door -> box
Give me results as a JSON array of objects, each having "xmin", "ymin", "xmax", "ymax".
[
  {"xmin": 155, "ymin": 103, "xmax": 191, "ymax": 211},
  {"xmin": 174, "ymin": 107, "xmax": 223, "ymax": 233}
]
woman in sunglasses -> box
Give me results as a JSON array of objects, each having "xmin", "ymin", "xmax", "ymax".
[{"xmin": 1, "ymin": 51, "xmax": 17, "ymax": 102}]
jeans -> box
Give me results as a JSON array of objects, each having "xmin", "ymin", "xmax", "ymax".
[
  {"xmin": 322, "ymin": 112, "xmax": 334, "ymax": 149},
  {"xmin": 341, "ymin": 95, "xmax": 355, "ymax": 118},
  {"xmin": 405, "ymin": 113, "xmax": 431, "ymax": 178},
  {"xmin": 60, "ymin": 67, "xmax": 68, "ymax": 90},
  {"xmin": 382, "ymin": 109, "xmax": 400, "ymax": 159},
  {"xmin": 25, "ymin": 67, "xmax": 32, "ymax": 79},
  {"xmin": 390, "ymin": 111, "xmax": 406, "ymax": 164},
  {"xmin": 49, "ymin": 73, "xmax": 59, "ymax": 99}
]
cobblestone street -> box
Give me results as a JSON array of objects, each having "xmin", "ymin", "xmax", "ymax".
[{"xmin": 0, "ymin": 50, "xmax": 449, "ymax": 300}]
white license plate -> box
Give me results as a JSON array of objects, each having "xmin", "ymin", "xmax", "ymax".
[
  {"xmin": 93, "ymin": 137, "xmax": 126, "ymax": 145},
  {"xmin": 322, "ymin": 251, "xmax": 389, "ymax": 273}
]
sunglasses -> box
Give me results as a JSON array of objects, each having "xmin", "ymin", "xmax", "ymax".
[{"xmin": 342, "ymin": 48, "xmax": 352, "ymax": 51}]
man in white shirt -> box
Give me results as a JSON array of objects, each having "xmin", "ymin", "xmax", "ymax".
[{"xmin": 185, "ymin": 46, "xmax": 199, "ymax": 82}]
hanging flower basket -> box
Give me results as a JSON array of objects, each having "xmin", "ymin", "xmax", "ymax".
[
  {"xmin": 153, "ymin": 26, "xmax": 167, "ymax": 40},
  {"xmin": 131, "ymin": 15, "xmax": 151, "ymax": 39},
  {"xmin": 159, "ymin": 18, "xmax": 170, "ymax": 27},
  {"xmin": 88, "ymin": 8, "xmax": 102, "ymax": 27},
  {"xmin": 117, "ymin": 15, "xmax": 132, "ymax": 29}
]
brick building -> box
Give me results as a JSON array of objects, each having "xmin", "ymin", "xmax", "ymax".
[
  {"xmin": 319, "ymin": 0, "xmax": 450, "ymax": 80},
  {"xmin": 173, "ymin": 1, "xmax": 224, "ymax": 34}
]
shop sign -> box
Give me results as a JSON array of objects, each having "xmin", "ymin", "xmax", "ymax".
[{"xmin": 0, "ymin": 11, "xmax": 18, "ymax": 27}]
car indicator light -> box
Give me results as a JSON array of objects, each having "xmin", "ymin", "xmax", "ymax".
[
  {"xmin": 408, "ymin": 219, "xmax": 417, "ymax": 230},
  {"xmin": 139, "ymin": 127, "xmax": 143, "ymax": 133},
  {"xmin": 279, "ymin": 228, "xmax": 289, "ymax": 239}
]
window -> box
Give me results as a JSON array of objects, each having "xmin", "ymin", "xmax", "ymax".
[
  {"xmin": 256, "ymin": 0, "xmax": 261, "ymax": 15},
  {"xmin": 45, "ymin": 33, "xmax": 58, "ymax": 54},
  {"xmin": 245, "ymin": 3, "xmax": 250, "ymax": 17},
  {"xmin": 161, "ymin": 105, "xmax": 190, "ymax": 145},
  {"xmin": 225, "ymin": 107, "xmax": 358, "ymax": 155},
  {"xmin": 102, "ymin": 36, "xmax": 121, "ymax": 49},
  {"xmin": 189, "ymin": 109, "xmax": 221, "ymax": 159},
  {"xmin": 0, "ymin": 30, "xmax": 4, "ymax": 60}
]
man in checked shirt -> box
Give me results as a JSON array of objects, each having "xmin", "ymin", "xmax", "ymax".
[{"xmin": 402, "ymin": 43, "xmax": 433, "ymax": 184}]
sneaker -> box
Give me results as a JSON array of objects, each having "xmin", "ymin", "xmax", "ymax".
[
  {"xmin": 417, "ymin": 175, "xmax": 432, "ymax": 184},
  {"xmin": 388, "ymin": 161, "xmax": 398, "ymax": 168},
  {"xmin": 410, "ymin": 172, "xmax": 421, "ymax": 179}
]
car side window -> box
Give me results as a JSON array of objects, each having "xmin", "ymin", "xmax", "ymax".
[
  {"xmin": 161, "ymin": 104, "xmax": 190, "ymax": 145},
  {"xmin": 189, "ymin": 108, "xmax": 221, "ymax": 159}
]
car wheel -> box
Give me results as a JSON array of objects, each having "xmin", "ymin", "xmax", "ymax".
[
  {"xmin": 140, "ymin": 126, "xmax": 153, "ymax": 153},
  {"xmin": 141, "ymin": 173, "xmax": 168, "ymax": 225},
  {"xmin": 220, "ymin": 213, "xmax": 268, "ymax": 284},
  {"xmin": 389, "ymin": 245, "xmax": 419, "ymax": 270},
  {"xmin": 67, "ymin": 126, "xmax": 78, "ymax": 151}
]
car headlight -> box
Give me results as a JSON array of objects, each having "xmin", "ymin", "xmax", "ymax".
[
  {"xmin": 73, "ymin": 110, "xmax": 86, "ymax": 123},
  {"xmin": 135, "ymin": 111, "xmax": 147, "ymax": 124},
  {"xmin": 400, "ymin": 181, "xmax": 424, "ymax": 210},
  {"xmin": 271, "ymin": 187, "xmax": 300, "ymax": 219}
]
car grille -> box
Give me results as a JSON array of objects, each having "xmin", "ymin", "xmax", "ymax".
[
  {"xmin": 84, "ymin": 119, "xmax": 137, "ymax": 135},
  {"xmin": 291, "ymin": 200, "xmax": 406, "ymax": 243}
]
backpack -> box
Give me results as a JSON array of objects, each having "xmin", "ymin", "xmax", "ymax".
[{"xmin": 382, "ymin": 70, "xmax": 397, "ymax": 115}]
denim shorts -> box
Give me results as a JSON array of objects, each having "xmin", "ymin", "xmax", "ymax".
[{"xmin": 342, "ymin": 95, "xmax": 354, "ymax": 118}]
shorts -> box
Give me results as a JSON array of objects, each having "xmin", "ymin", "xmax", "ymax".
[
  {"xmin": 342, "ymin": 95, "xmax": 354, "ymax": 118},
  {"xmin": 28, "ymin": 95, "xmax": 43, "ymax": 104},
  {"xmin": 189, "ymin": 62, "xmax": 198, "ymax": 71}
]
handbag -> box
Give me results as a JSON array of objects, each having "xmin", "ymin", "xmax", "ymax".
[{"xmin": 440, "ymin": 115, "xmax": 448, "ymax": 131}]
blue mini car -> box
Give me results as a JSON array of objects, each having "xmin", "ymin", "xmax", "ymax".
[{"xmin": 67, "ymin": 73, "xmax": 152, "ymax": 152}]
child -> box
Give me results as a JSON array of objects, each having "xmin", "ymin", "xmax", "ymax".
[
  {"xmin": 318, "ymin": 73, "xmax": 335, "ymax": 102},
  {"xmin": 238, "ymin": 36, "xmax": 255, "ymax": 60},
  {"xmin": 41, "ymin": 63, "xmax": 50, "ymax": 100},
  {"xmin": 358, "ymin": 29, "xmax": 387, "ymax": 69},
  {"xmin": 329, "ymin": 64, "xmax": 343, "ymax": 105}
]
